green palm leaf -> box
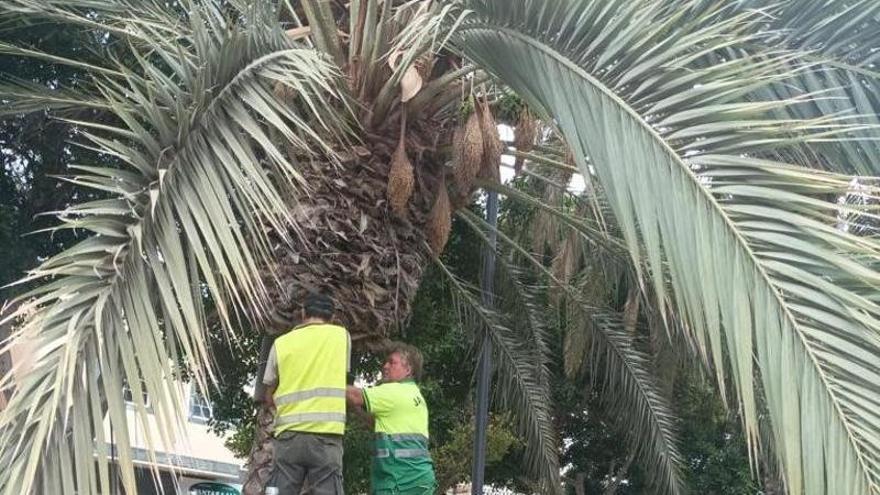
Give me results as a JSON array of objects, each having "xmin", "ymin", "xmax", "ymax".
[
  {"xmin": 458, "ymin": 193, "xmax": 686, "ymax": 493},
  {"xmin": 435, "ymin": 257, "xmax": 560, "ymax": 492},
  {"xmin": 742, "ymin": 0, "xmax": 880, "ymax": 175},
  {"xmin": 451, "ymin": 1, "xmax": 880, "ymax": 493},
  {"xmin": 0, "ymin": 2, "xmax": 350, "ymax": 493},
  {"xmin": 585, "ymin": 311, "xmax": 684, "ymax": 495}
]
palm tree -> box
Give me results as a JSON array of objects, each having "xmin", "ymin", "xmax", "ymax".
[{"xmin": 1, "ymin": 1, "xmax": 880, "ymax": 494}]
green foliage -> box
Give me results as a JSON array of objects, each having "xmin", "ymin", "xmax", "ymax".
[
  {"xmin": 0, "ymin": 22, "xmax": 104, "ymax": 291},
  {"xmin": 674, "ymin": 372, "xmax": 759, "ymax": 495},
  {"xmin": 557, "ymin": 365, "xmax": 760, "ymax": 495},
  {"xmin": 221, "ymin": 415, "xmax": 256, "ymax": 459},
  {"xmin": 433, "ymin": 414, "xmax": 521, "ymax": 493},
  {"xmin": 205, "ymin": 324, "xmax": 262, "ymax": 456},
  {"xmin": 343, "ymin": 415, "xmax": 376, "ymax": 495},
  {"xmin": 558, "ymin": 386, "xmax": 646, "ymax": 494},
  {"xmin": 493, "ymin": 91, "xmax": 525, "ymax": 123}
]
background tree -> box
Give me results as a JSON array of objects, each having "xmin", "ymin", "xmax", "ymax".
[{"xmin": 0, "ymin": 22, "xmax": 101, "ymax": 289}]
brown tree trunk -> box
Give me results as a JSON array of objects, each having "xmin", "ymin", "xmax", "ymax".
[
  {"xmin": 242, "ymin": 404, "xmax": 277, "ymax": 495},
  {"xmin": 264, "ymin": 148, "xmax": 438, "ymax": 343}
]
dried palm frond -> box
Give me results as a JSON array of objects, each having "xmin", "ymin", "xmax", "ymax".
[
  {"xmin": 550, "ymin": 231, "xmax": 581, "ymax": 301},
  {"xmin": 414, "ymin": 52, "xmax": 435, "ymax": 80},
  {"xmin": 273, "ymin": 80, "xmax": 297, "ymax": 104}
]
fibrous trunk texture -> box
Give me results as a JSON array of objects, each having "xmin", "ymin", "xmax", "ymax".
[{"xmin": 265, "ymin": 141, "xmax": 443, "ymax": 343}]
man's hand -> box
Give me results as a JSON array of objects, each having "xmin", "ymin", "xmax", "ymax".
[
  {"xmin": 346, "ymin": 385, "xmax": 374, "ymax": 429},
  {"xmin": 346, "ymin": 385, "xmax": 365, "ymax": 407}
]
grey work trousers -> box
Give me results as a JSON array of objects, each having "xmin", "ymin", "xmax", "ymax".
[{"xmin": 266, "ymin": 431, "xmax": 344, "ymax": 495}]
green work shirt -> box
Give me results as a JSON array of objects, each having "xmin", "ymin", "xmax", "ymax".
[{"xmin": 363, "ymin": 380, "xmax": 436, "ymax": 494}]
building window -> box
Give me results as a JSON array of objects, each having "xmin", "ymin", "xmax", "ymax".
[
  {"xmin": 122, "ymin": 381, "xmax": 149, "ymax": 407},
  {"xmin": 189, "ymin": 388, "xmax": 212, "ymax": 422}
]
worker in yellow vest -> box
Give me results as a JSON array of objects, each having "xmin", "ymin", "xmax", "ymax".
[
  {"xmin": 263, "ymin": 292, "xmax": 351, "ymax": 495},
  {"xmin": 346, "ymin": 342, "xmax": 436, "ymax": 495}
]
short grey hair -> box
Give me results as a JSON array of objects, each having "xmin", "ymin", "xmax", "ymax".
[{"xmin": 386, "ymin": 341, "xmax": 424, "ymax": 380}]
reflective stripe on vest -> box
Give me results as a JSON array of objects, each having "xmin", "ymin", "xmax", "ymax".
[
  {"xmin": 273, "ymin": 323, "xmax": 348, "ymax": 435},
  {"xmin": 374, "ymin": 433, "xmax": 430, "ymax": 459},
  {"xmin": 275, "ymin": 387, "xmax": 346, "ymax": 406},
  {"xmin": 274, "ymin": 412, "xmax": 346, "ymax": 427},
  {"xmin": 373, "ymin": 447, "xmax": 428, "ymax": 459},
  {"xmin": 385, "ymin": 433, "xmax": 428, "ymax": 443}
]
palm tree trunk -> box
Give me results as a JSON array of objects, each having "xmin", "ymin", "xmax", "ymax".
[
  {"xmin": 265, "ymin": 151, "xmax": 438, "ymax": 343},
  {"xmin": 242, "ymin": 404, "xmax": 277, "ymax": 495},
  {"xmin": 242, "ymin": 335, "xmax": 277, "ymax": 495}
]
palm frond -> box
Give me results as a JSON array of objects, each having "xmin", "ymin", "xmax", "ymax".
[
  {"xmin": 461, "ymin": 196, "xmax": 685, "ymax": 494},
  {"xmin": 0, "ymin": 0, "xmax": 191, "ymax": 47},
  {"xmin": 366, "ymin": 1, "xmax": 468, "ymax": 127},
  {"xmin": 477, "ymin": 179, "xmax": 629, "ymax": 262},
  {"xmin": 301, "ymin": 0, "xmax": 344, "ymax": 66},
  {"xmin": 585, "ymin": 311, "xmax": 684, "ymax": 495},
  {"xmin": 0, "ymin": 76, "xmax": 110, "ymax": 116},
  {"xmin": 736, "ymin": 1, "xmax": 880, "ymax": 175},
  {"xmin": 434, "ymin": 256, "xmax": 560, "ymax": 493},
  {"xmin": 451, "ymin": 1, "xmax": 880, "ymax": 493},
  {"xmin": 494, "ymin": 262, "xmax": 554, "ymax": 390},
  {"xmin": 0, "ymin": 2, "xmax": 351, "ymax": 493}
]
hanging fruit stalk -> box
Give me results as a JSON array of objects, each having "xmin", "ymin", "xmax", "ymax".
[
  {"xmin": 387, "ymin": 111, "xmax": 415, "ymax": 216},
  {"xmin": 513, "ymin": 109, "xmax": 538, "ymax": 175},
  {"xmin": 453, "ymin": 98, "xmax": 484, "ymax": 193},
  {"xmin": 477, "ymin": 96, "xmax": 502, "ymax": 183},
  {"xmin": 426, "ymin": 178, "xmax": 452, "ymax": 256}
]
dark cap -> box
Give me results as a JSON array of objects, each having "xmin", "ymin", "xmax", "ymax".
[{"xmin": 303, "ymin": 292, "xmax": 334, "ymax": 320}]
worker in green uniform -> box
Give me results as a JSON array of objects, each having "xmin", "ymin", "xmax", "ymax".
[
  {"xmin": 263, "ymin": 292, "xmax": 351, "ymax": 495},
  {"xmin": 346, "ymin": 342, "xmax": 436, "ymax": 495}
]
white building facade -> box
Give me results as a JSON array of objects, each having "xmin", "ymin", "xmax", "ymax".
[{"xmin": 107, "ymin": 381, "xmax": 246, "ymax": 495}]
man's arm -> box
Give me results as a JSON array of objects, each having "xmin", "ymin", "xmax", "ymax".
[
  {"xmin": 346, "ymin": 385, "xmax": 374, "ymax": 429},
  {"xmin": 261, "ymin": 344, "xmax": 278, "ymax": 408},
  {"xmin": 264, "ymin": 384, "xmax": 276, "ymax": 409},
  {"xmin": 346, "ymin": 385, "xmax": 365, "ymax": 407},
  {"xmin": 346, "ymin": 330, "xmax": 352, "ymax": 373}
]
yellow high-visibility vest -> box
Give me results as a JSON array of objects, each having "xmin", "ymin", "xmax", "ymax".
[{"xmin": 273, "ymin": 323, "xmax": 348, "ymax": 435}]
